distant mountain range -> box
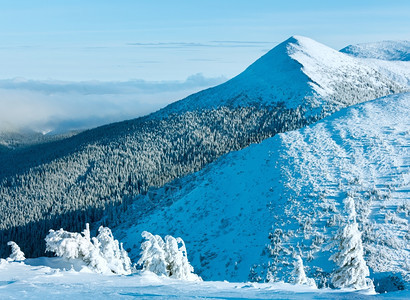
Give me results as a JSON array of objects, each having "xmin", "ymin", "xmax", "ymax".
[
  {"xmin": 0, "ymin": 36, "xmax": 408, "ymax": 263},
  {"xmin": 341, "ymin": 40, "xmax": 410, "ymax": 61}
]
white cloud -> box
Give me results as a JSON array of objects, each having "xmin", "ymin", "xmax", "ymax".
[{"xmin": 0, "ymin": 74, "xmax": 226, "ymax": 134}]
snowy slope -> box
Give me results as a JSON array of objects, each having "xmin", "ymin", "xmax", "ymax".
[
  {"xmin": 341, "ymin": 40, "xmax": 410, "ymax": 87},
  {"xmin": 363, "ymin": 59, "xmax": 410, "ymax": 88},
  {"xmin": 160, "ymin": 36, "xmax": 406, "ymax": 117},
  {"xmin": 341, "ymin": 41, "xmax": 410, "ymax": 61},
  {"xmin": 115, "ymin": 93, "xmax": 410, "ymax": 289}
]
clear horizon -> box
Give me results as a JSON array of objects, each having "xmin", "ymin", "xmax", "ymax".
[{"xmin": 0, "ymin": 0, "xmax": 409, "ymax": 82}]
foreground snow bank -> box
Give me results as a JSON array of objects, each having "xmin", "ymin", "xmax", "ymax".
[{"xmin": 0, "ymin": 258, "xmax": 396, "ymax": 299}]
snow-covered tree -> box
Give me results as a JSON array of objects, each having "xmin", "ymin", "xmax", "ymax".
[
  {"xmin": 164, "ymin": 235, "xmax": 199, "ymax": 281},
  {"xmin": 138, "ymin": 231, "xmax": 168, "ymax": 276},
  {"xmin": 344, "ymin": 196, "xmax": 357, "ymax": 221},
  {"xmin": 45, "ymin": 227, "xmax": 90, "ymax": 260},
  {"xmin": 0, "ymin": 258, "xmax": 6, "ymax": 267},
  {"xmin": 330, "ymin": 197, "xmax": 374, "ymax": 290},
  {"xmin": 45, "ymin": 224, "xmax": 131, "ymax": 275},
  {"xmin": 292, "ymin": 255, "xmax": 316, "ymax": 287},
  {"xmin": 6, "ymin": 241, "xmax": 25, "ymax": 261},
  {"xmin": 94, "ymin": 226, "xmax": 132, "ymax": 275},
  {"xmin": 138, "ymin": 231, "xmax": 201, "ymax": 281}
]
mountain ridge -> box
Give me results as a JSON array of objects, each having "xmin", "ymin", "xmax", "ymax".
[
  {"xmin": 0, "ymin": 35, "xmax": 407, "ymax": 259},
  {"xmin": 156, "ymin": 35, "xmax": 406, "ymax": 118},
  {"xmin": 341, "ymin": 40, "xmax": 410, "ymax": 61}
]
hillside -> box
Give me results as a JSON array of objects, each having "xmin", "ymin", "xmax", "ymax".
[
  {"xmin": 114, "ymin": 93, "xmax": 410, "ymax": 291},
  {"xmin": 0, "ymin": 36, "xmax": 406, "ymax": 258},
  {"xmin": 0, "ymin": 130, "xmax": 80, "ymax": 151},
  {"xmin": 341, "ymin": 40, "xmax": 410, "ymax": 87}
]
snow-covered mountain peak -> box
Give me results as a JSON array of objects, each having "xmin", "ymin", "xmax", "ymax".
[
  {"xmin": 159, "ymin": 36, "xmax": 405, "ymax": 117},
  {"xmin": 240, "ymin": 35, "xmax": 342, "ymax": 75},
  {"xmin": 285, "ymin": 36, "xmax": 404, "ymax": 101},
  {"xmin": 0, "ymin": 36, "xmax": 408, "ymax": 270}
]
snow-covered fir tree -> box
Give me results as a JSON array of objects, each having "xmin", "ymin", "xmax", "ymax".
[
  {"xmin": 138, "ymin": 231, "xmax": 168, "ymax": 276},
  {"xmin": 330, "ymin": 197, "xmax": 374, "ymax": 290},
  {"xmin": 93, "ymin": 226, "xmax": 132, "ymax": 275},
  {"xmin": 138, "ymin": 231, "xmax": 201, "ymax": 281},
  {"xmin": 292, "ymin": 255, "xmax": 316, "ymax": 287},
  {"xmin": 45, "ymin": 224, "xmax": 131, "ymax": 275},
  {"xmin": 6, "ymin": 241, "xmax": 25, "ymax": 261},
  {"xmin": 164, "ymin": 235, "xmax": 199, "ymax": 281}
]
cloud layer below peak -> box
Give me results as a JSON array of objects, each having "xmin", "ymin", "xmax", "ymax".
[{"xmin": 0, "ymin": 74, "xmax": 226, "ymax": 135}]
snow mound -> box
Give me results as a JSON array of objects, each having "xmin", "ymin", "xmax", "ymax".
[
  {"xmin": 115, "ymin": 93, "xmax": 410, "ymax": 289},
  {"xmin": 341, "ymin": 41, "xmax": 410, "ymax": 61}
]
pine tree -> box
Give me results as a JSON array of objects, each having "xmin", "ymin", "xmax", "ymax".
[
  {"xmin": 138, "ymin": 231, "xmax": 168, "ymax": 276},
  {"xmin": 6, "ymin": 241, "xmax": 25, "ymax": 261},
  {"xmin": 138, "ymin": 231, "xmax": 201, "ymax": 281},
  {"xmin": 292, "ymin": 255, "xmax": 316, "ymax": 287},
  {"xmin": 330, "ymin": 197, "xmax": 374, "ymax": 290}
]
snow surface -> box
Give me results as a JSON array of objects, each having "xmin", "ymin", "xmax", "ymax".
[
  {"xmin": 0, "ymin": 258, "xmax": 404, "ymax": 299},
  {"xmin": 363, "ymin": 59, "xmax": 410, "ymax": 88},
  {"xmin": 114, "ymin": 93, "xmax": 410, "ymax": 286}
]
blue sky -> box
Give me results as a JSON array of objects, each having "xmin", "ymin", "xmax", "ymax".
[
  {"xmin": 0, "ymin": 0, "xmax": 409, "ymax": 133},
  {"xmin": 1, "ymin": 0, "xmax": 409, "ymax": 81}
]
